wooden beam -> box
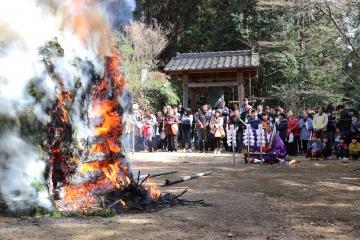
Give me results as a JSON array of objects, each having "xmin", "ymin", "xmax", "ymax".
[
  {"xmin": 165, "ymin": 67, "xmax": 258, "ymax": 75},
  {"xmin": 190, "ymin": 76, "xmax": 255, "ymax": 82},
  {"xmin": 188, "ymin": 81, "xmax": 238, "ymax": 88},
  {"xmin": 237, "ymin": 71, "xmax": 244, "ymax": 106}
]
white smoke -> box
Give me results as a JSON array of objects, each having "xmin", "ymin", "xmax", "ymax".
[
  {"xmin": 0, "ymin": 0, "xmax": 136, "ymax": 213},
  {"xmin": 0, "ymin": 1, "xmax": 57, "ymax": 213},
  {"xmin": 102, "ymin": 0, "xmax": 136, "ymax": 29},
  {"xmin": 0, "ymin": 132, "xmax": 52, "ymax": 213}
]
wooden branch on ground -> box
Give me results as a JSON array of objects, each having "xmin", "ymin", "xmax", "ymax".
[
  {"xmin": 107, "ymin": 198, "xmax": 125, "ymax": 209},
  {"xmin": 173, "ymin": 189, "xmax": 188, "ymax": 200},
  {"xmin": 161, "ymin": 172, "xmax": 212, "ymax": 187},
  {"xmin": 349, "ymin": 168, "xmax": 360, "ymax": 172},
  {"xmin": 139, "ymin": 174, "xmax": 150, "ymax": 186}
]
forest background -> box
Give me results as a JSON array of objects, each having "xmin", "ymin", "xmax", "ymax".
[{"xmin": 119, "ymin": 0, "xmax": 360, "ymax": 112}]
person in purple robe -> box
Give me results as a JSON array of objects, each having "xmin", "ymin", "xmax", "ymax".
[{"xmin": 263, "ymin": 124, "xmax": 287, "ymax": 162}]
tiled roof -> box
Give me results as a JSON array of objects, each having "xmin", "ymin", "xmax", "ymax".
[{"xmin": 164, "ymin": 50, "xmax": 259, "ymax": 72}]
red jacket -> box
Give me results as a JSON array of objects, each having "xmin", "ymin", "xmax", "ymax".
[{"xmin": 287, "ymin": 116, "xmax": 299, "ymax": 137}]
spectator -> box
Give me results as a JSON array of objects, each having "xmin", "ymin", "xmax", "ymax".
[
  {"xmin": 349, "ymin": 137, "xmax": 360, "ymax": 160},
  {"xmin": 159, "ymin": 108, "xmax": 168, "ymax": 151},
  {"xmin": 265, "ymin": 106, "xmax": 271, "ymax": 113},
  {"xmin": 143, "ymin": 109, "xmax": 157, "ymax": 152},
  {"xmin": 326, "ymin": 109, "xmax": 336, "ymax": 151},
  {"xmin": 181, "ymin": 109, "xmax": 193, "ymax": 152},
  {"xmin": 219, "ymin": 100, "xmax": 230, "ymax": 151},
  {"xmin": 257, "ymin": 105, "xmax": 264, "ymax": 119},
  {"xmin": 336, "ymin": 105, "xmax": 352, "ymax": 144},
  {"xmin": 195, "ymin": 104, "xmax": 211, "ymax": 153},
  {"xmin": 240, "ymin": 98, "xmax": 250, "ymax": 113},
  {"xmin": 308, "ymin": 108, "xmax": 316, "ymax": 119},
  {"xmin": 269, "ymin": 107, "xmax": 278, "ymax": 125},
  {"xmin": 336, "ymin": 137, "xmax": 349, "ymax": 160},
  {"xmin": 210, "ymin": 109, "xmax": 224, "ymax": 154},
  {"xmin": 231, "ymin": 103, "xmax": 239, "ymax": 112},
  {"xmin": 334, "ymin": 128, "xmax": 341, "ymax": 151},
  {"xmin": 229, "ymin": 109, "xmax": 245, "ymax": 152},
  {"xmin": 349, "ymin": 109, "xmax": 358, "ymax": 139},
  {"xmin": 299, "ymin": 110, "xmax": 313, "ymax": 154},
  {"xmin": 306, "ymin": 135, "xmax": 323, "ymax": 160},
  {"xmin": 286, "ymin": 110, "xmax": 299, "ymax": 156},
  {"xmin": 122, "ymin": 112, "xmax": 134, "ymax": 153},
  {"xmin": 155, "ymin": 111, "xmax": 165, "ymax": 151},
  {"xmin": 241, "ymin": 105, "xmax": 252, "ymax": 123},
  {"xmin": 322, "ymin": 137, "xmax": 332, "ymax": 159},
  {"xmin": 313, "ymin": 106, "xmax": 328, "ymax": 138},
  {"xmin": 276, "ymin": 112, "xmax": 288, "ymax": 143},
  {"xmin": 164, "ymin": 108, "xmax": 178, "ymax": 152},
  {"xmin": 173, "ymin": 106, "xmax": 182, "ymax": 149},
  {"xmin": 177, "ymin": 103, "xmax": 184, "ymax": 116},
  {"xmin": 248, "ymin": 109, "xmax": 261, "ymax": 129},
  {"xmin": 133, "ymin": 104, "xmax": 144, "ymax": 152}
]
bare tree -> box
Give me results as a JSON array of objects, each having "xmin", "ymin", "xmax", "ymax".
[{"xmin": 122, "ymin": 21, "xmax": 170, "ymax": 68}]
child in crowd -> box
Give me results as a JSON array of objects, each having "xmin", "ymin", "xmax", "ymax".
[
  {"xmin": 322, "ymin": 137, "xmax": 332, "ymax": 159},
  {"xmin": 336, "ymin": 137, "xmax": 349, "ymax": 160},
  {"xmin": 306, "ymin": 135, "xmax": 323, "ymax": 160},
  {"xmin": 248, "ymin": 110, "xmax": 261, "ymax": 129},
  {"xmin": 210, "ymin": 109, "xmax": 224, "ymax": 154},
  {"xmin": 349, "ymin": 137, "xmax": 360, "ymax": 160}
]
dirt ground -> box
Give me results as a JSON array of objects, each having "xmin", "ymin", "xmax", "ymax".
[{"xmin": 1, "ymin": 152, "xmax": 360, "ymax": 240}]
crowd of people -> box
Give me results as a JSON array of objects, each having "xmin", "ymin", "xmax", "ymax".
[{"xmin": 122, "ymin": 99, "xmax": 360, "ymax": 161}]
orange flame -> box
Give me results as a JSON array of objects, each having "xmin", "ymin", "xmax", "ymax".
[
  {"xmin": 146, "ymin": 182, "xmax": 161, "ymax": 201},
  {"xmin": 91, "ymin": 100, "xmax": 121, "ymax": 136},
  {"xmin": 79, "ymin": 160, "xmax": 121, "ymax": 185},
  {"xmin": 54, "ymin": 91, "xmax": 73, "ymax": 123}
]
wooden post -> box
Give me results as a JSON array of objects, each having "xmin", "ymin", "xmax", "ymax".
[
  {"xmin": 237, "ymin": 71, "xmax": 244, "ymax": 106},
  {"xmin": 249, "ymin": 72, "xmax": 252, "ymax": 101},
  {"xmin": 259, "ymin": 124, "xmax": 263, "ymax": 164},
  {"xmin": 182, "ymin": 74, "xmax": 189, "ymax": 108},
  {"xmin": 191, "ymin": 91, "xmax": 196, "ymax": 111}
]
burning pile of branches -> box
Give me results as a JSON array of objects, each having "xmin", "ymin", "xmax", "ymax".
[
  {"xmin": 40, "ymin": 35, "xmax": 164, "ymax": 213},
  {"xmin": 0, "ymin": 0, "xmax": 173, "ymax": 214}
]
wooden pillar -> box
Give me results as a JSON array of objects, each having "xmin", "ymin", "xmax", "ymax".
[
  {"xmin": 237, "ymin": 71, "xmax": 244, "ymax": 106},
  {"xmin": 249, "ymin": 72, "xmax": 252, "ymax": 101},
  {"xmin": 191, "ymin": 91, "xmax": 196, "ymax": 111},
  {"xmin": 182, "ymin": 74, "xmax": 189, "ymax": 108}
]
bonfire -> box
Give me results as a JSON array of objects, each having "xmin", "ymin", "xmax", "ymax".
[
  {"xmin": 0, "ymin": 0, "xmax": 174, "ymax": 214},
  {"xmin": 44, "ymin": 46, "xmax": 157, "ymax": 212},
  {"xmin": 40, "ymin": 2, "xmax": 163, "ymax": 213}
]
